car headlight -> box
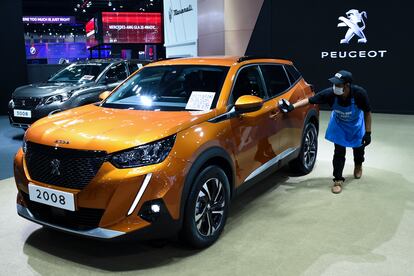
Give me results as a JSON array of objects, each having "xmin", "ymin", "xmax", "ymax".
[
  {"xmin": 110, "ymin": 135, "xmax": 176, "ymax": 168},
  {"xmin": 9, "ymin": 99, "xmax": 15, "ymax": 108},
  {"xmin": 42, "ymin": 92, "xmax": 72, "ymax": 105}
]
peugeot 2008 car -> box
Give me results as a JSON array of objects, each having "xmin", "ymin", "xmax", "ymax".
[
  {"xmin": 8, "ymin": 59, "xmax": 146, "ymax": 129},
  {"xmin": 14, "ymin": 56, "xmax": 319, "ymax": 248}
]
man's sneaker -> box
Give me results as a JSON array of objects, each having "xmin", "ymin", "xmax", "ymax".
[
  {"xmin": 332, "ymin": 180, "xmax": 343, "ymax": 194},
  {"xmin": 354, "ymin": 165, "xmax": 362, "ymax": 179}
]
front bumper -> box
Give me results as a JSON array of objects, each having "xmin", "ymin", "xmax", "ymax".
[
  {"xmin": 17, "ymin": 204, "xmax": 125, "ymax": 239},
  {"xmin": 14, "ymin": 147, "xmax": 190, "ymax": 239},
  {"xmin": 8, "ymin": 101, "xmax": 66, "ymax": 129}
]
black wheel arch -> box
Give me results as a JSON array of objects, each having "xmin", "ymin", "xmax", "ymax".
[
  {"xmin": 303, "ymin": 108, "xmax": 319, "ymax": 134},
  {"xmin": 179, "ymin": 146, "xmax": 235, "ymax": 225}
]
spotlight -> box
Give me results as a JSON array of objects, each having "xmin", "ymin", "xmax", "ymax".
[{"xmin": 108, "ymin": 1, "xmax": 112, "ymax": 7}]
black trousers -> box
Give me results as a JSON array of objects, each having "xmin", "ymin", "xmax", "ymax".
[{"xmin": 333, "ymin": 144, "xmax": 365, "ymax": 181}]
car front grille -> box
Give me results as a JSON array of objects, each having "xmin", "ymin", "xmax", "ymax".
[
  {"xmin": 13, "ymin": 97, "xmax": 41, "ymax": 108},
  {"xmin": 25, "ymin": 142, "xmax": 107, "ymax": 190},
  {"xmin": 22, "ymin": 193, "xmax": 104, "ymax": 230}
]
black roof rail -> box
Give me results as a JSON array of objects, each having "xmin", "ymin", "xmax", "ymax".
[{"xmin": 237, "ymin": 55, "xmax": 289, "ymax": 63}]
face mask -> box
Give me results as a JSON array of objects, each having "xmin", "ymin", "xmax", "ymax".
[{"xmin": 333, "ymin": 85, "xmax": 344, "ymax": 96}]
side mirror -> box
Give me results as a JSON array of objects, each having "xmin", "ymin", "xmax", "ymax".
[
  {"xmin": 99, "ymin": 91, "xmax": 111, "ymax": 101},
  {"xmin": 234, "ymin": 95, "xmax": 264, "ymax": 113}
]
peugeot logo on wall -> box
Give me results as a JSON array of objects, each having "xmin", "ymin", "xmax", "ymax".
[
  {"xmin": 338, "ymin": 9, "xmax": 368, "ymax": 44},
  {"xmin": 50, "ymin": 159, "xmax": 61, "ymax": 176},
  {"xmin": 321, "ymin": 9, "xmax": 387, "ymax": 59}
]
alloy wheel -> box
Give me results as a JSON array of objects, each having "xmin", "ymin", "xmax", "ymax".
[
  {"xmin": 194, "ymin": 177, "xmax": 226, "ymax": 237},
  {"xmin": 303, "ymin": 126, "xmax": 317, "ymax": 170}
]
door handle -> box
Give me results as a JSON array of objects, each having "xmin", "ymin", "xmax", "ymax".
[{"xmin": 269, "ymin": 110, "xmax": 281, "ymax": 120}]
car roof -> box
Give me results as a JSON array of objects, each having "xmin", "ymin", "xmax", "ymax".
[
  {"xmin": 74, "ymin": 59, "xmax": 124, "ymax": 65},
  {"xmin": 146, "ymin": 56, "xmax": 293, "ymax": 67}
]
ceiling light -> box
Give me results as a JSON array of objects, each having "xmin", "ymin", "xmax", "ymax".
[{"xmin": 108, "ymin": 1, "xmax": 112, "ymax": 7}]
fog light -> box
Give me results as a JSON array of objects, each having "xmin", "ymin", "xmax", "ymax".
[
  {"xmin": 138, "ymin": 199, "xmax": 164, "ymax": 222},
  {"xmin": 150, "ymin": 204, "xmax": 160, "ymax": 213}
]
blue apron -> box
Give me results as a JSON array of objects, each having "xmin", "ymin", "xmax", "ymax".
[{"xmin": 325, "ymin": 96, "xmax": 365, "ymax": 148}]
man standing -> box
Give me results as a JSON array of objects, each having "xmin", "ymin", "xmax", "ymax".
[{"xmin": 281, "ymin": 70, "xmax": 372, "ymax": 193}]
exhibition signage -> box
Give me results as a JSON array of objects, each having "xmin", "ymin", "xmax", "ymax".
[
  {"xmin": 23, "ymin": 16, "xmax": 76, "ymax": 24},
  {"xmin": 101, "ymin": 12, "xmax": 162, "ymax": 44},
  {"xmin": 320, "ymin": 9, "xmax": 388, "ymax": 60},
  {"xmin": 245, "ymin": 0, "xmax": 410, "ymax": 113}
]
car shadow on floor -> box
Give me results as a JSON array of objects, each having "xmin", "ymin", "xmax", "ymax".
[
  {"xmin": 22, "ymin": 166, "xmax": 414, "ymax": 274},
  {"xmin": 22, "ymin": 169, "xmax": 293, "ymax": 272}
]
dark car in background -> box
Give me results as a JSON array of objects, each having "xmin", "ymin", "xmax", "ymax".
[{"xmin": 8, "ymin": 59, "xmax": 147, "ymax": 129}]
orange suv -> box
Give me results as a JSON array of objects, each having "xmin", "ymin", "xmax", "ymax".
[{"xmin": 14, "ymin": 56, "xmax": 319, "ymax": 248}]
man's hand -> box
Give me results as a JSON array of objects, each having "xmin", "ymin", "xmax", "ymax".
[
  {"xmin": 279, "ymin": 99, "xmax": 295, "ymax": 113},
  {"xmin": 362, "ymin": 131, "xmax": 371, "ymax": 146}
]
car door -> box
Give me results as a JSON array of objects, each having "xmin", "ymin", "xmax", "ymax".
[
  {"xmin": 228, "ymin": 65, "xmax": 282, "ymax": 186},
  {"xmin": 260, "ymin": 64, "xmax": 306, "ymax": 155}
]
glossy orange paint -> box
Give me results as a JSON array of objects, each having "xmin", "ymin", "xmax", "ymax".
[{"xmin": 14, "ymin": 56, "xmax": 318, "ymax": 237}]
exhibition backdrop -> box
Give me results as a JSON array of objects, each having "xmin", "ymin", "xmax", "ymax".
[
  {"xmin": 0, "ymin": 0, "xmax": 27, "ymax": 116},
  {"xmin": 246, "ymin": 0, "xmax": 412, "ymax": 114},
  {"xmin": 163, "ymin": 0, "xmax": 197, "ymax": 57}
]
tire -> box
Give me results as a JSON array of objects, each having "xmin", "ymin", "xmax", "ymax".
[
  {"xmin": 181, "ymin": 165, "xmax": 230, "ymax": 249},
  {"xmin": 289, "ymin": 122, "xmax": 318, "ymax": 175}
]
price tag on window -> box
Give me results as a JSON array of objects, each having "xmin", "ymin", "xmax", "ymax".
[
  {"xmin": 185, "ymin": 91, "xmax": 216, "ymax": 111},
  {"xmin": 80, "ymin": 75, "xmax": 95, "ymax": 81}
]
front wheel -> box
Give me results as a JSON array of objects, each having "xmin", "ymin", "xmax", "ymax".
[
  {"xmin": 182, "ymin": 165, "xmax": 230, "ymax": 249},
  {"xmin": 290, "ymin": 122, "xmax": 318, "ymax": 175}
]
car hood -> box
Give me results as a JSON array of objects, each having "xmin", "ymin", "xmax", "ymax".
[
  {"xmin": 26, "ymin": 104, "xmax": 216, "ymax": 153},
  {"xmin": 13, "ymin": 82, "xmax": 94, "ymax": 98}
]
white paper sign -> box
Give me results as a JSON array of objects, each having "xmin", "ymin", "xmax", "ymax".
[
  {"xmin": 80, "ymin": 75, "xmax": 95, "ymax": 81},
  {"xmin": 185, "ymin": 91, "xmax": 216, "ymax": 111}
]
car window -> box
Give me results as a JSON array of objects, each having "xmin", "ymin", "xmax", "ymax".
[
  {"xmin": 48, "ymin": 64, "xmax": 107, "ymax": 83},
  {"xmin": 231, "ymin": 65, "xmax": 266, "ymax": 104},
  {"xmin": 104, "ymin": 63, "xmax": 128, "ymax": 83},
  {"xmin": 102, "ymin": 65, "xmax": 229, "ymax": 111},
  {"xmin": 260, "ymin": 65, "xmax": 291, "ymax": 97},
  {"xmin": 284, "ymin": 65, "xmax": 302, "ymax": 84}
]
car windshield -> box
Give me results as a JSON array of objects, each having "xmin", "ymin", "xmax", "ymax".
[
  {"xmin": 48, "ymin": 63, "xmax": 109, "ymax": 83},
  {"xmin": 101, "ymin": 65, "xmax": 229, "ymax": 111}
]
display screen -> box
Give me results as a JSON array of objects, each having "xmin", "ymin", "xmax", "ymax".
[
  {"xmin": 86, "ymin": 18, "xmax": 98, "ymax": 48},
  {"xmin": 102, "ymin": 12, "xmax": 162, "ymax": 44}
]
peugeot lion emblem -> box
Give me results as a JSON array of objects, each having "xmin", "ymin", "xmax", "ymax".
[
  {"xmin": 21, "ymin": 100, "xmax": 26, "ymax": 107},
  {"xmin": 338, "ymin": 9, "xmax": 368, "ymax": 44},
  {"xmin": 50, "ymin": 159, "xmax": 61, "ymax": 176}
]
